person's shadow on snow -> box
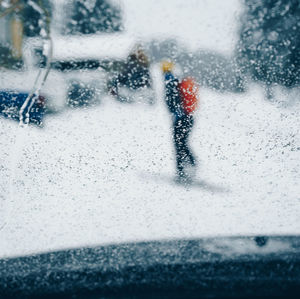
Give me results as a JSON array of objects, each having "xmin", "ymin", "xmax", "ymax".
[{"xmin": 138, "ymin": 171, "xmax": 230, "ymax": 193}]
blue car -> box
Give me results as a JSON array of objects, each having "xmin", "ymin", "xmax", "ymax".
[{"xmin": 0, "ymin": 90, "xmax": 46, "ymax": 126}]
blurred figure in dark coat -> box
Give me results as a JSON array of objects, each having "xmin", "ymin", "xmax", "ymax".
[
  {"xmin": 161, "ymin": 61, "xmax": 197, "ymax": 183},
  {"xmin": 108, "ymin": 45, "xmax": 151, "ymax": 100}
]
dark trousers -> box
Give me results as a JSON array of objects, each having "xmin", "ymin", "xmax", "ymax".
[{"xmin": 173, "ymin": 114, "xmax": 196, "ymax": 175}]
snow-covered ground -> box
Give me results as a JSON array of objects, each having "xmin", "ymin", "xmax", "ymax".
[{"xmin": 0, "ymin": 75, "xmax": 299, "ymax": 258}]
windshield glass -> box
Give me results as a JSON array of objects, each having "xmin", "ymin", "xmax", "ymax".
[{"xmin": 0, "ymin": 0, "xmax": 299, "ymax": 258}]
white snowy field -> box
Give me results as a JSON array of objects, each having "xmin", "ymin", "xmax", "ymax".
[{"xmin": 0, "ymin": 80, "xmax": 299, "ymax": 258}]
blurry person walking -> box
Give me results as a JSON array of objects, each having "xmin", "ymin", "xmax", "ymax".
[
  {"xmin": 161, "ymin": 61, "xmax": 199, "ymax": 183},
  {"xmin": 108, "ymin": 44, "xmax": 151, "ymax": 102}
]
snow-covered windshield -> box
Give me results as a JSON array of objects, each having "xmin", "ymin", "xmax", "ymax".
[{"xmin": 0, "ymin": 0, "xmax": 299, "ymax": 258}]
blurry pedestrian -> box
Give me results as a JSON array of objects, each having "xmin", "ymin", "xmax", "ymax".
[
  {"xmin": 161, "ymin": 61, "xmax": 198, "ymax": 183},
  {"xmin": 108, "ymin": 44, "xmax": 151, "ymax": 101}
]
